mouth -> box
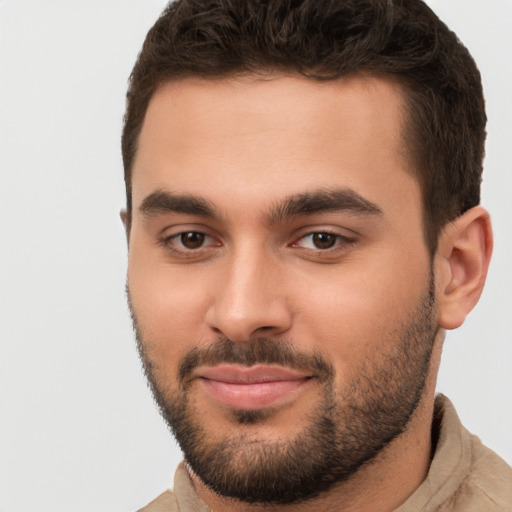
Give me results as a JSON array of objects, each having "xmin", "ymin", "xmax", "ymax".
[{"xmin": 195, "ymin": 364, "xmax": 313, "ymax": 410}]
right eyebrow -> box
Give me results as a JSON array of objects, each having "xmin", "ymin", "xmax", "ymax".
[
  {"xmin": 139, "ymin": 190, "xmax": 217, "ymax": 218},
  {"xmin": 267, "ymin": 188, "xmax": 383, "ymax": 224}
]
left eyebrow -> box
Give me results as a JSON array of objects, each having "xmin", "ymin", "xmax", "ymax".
[{"xmin": 267, "ymin": 188, "xmax": 383, "ymax": 224}]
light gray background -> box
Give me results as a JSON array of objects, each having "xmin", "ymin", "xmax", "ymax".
[{"xmin": 0, "ymin": 1, "xmax": 510, "ymax": 511}]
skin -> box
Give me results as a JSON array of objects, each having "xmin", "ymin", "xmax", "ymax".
[{"xmin": 125, "ymin": 74, "xmax": 492, "ymax": 512}]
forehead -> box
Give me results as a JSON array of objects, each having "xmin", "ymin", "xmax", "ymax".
[{"xmin": 131, "ymin": 73, "xmax": 416, "ymax": 219}]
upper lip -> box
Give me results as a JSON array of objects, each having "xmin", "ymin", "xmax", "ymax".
[{"xmin": 195, "ymin": 364, "xmax": 312, "ymax": 384}]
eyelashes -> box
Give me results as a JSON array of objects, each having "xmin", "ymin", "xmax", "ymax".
[
  {"xmin": 158, "ymin": 229, "xmax": 356, "ymax": 261},
  {"xmin": 291, "ymin": 231, "xmax": 355, "ymax": 251},
  {"xmin": 158, "ymin": 230, "xmax": 220, "ymax": 258}
]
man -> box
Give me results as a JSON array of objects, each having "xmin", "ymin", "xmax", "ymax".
[{"xmin": 121, "ymin": 0, "xmax": 512, "ymax": 510}]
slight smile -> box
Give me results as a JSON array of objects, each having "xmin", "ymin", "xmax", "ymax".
[{"xmin": 196, "ymin": 364, "xmax": 313, "ymax": 410}]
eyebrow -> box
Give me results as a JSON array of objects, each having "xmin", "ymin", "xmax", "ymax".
[
  {"xmin": 267, "ymin": 188, "xmax": 383, "ymax": 224},
  {"xmin": 139, "ymin": 190, "xmax": 217, "ymax": 218},
  {"xmin": 139, "ymin": 187, "xmax": 382, "ymax": 224}
]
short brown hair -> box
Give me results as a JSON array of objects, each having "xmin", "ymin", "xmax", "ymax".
[{"xmin": 122, "ymin": 0, "xmax": 486, "ymax": 253}]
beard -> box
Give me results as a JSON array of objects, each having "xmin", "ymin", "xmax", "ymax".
[{"xmin": 128, "ymin": 275, "xmax": 437, "ymax": 505}]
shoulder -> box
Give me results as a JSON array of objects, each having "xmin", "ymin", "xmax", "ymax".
[
  {"xmin": 443, "ymin": 434, "xmax": 512, "ymax": 511},
  {"xmin": 396, "ymin": 395, "xmax": 511, "ymax": 512},
  {"xmin": 136, "ymin": 463, "xmax": 212, "ymax": 512},
  {"xmin": 137, "ymin": 490, "xmax": 179, "ymax": 512},
  {"xmin": 435, "ymin": 396, "xmax": 512, "ymax": 511}
]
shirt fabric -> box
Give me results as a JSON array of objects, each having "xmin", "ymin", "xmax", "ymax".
[{"xmin": 137, "ymin": 395, "xmax": 512, "ymax": 511}]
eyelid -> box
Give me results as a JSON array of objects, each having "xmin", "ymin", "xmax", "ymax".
[
  {"xmin": 291, "ymin": 225, "xmax": 357, "ymax": 241},
  {"xmin": 158, "ymin": 222, "xmax": 220, "ymax": 241},
  {"xmin": 158, "ymin": 226, "xmax": 222, "ymax": 257},
  {"xmin": 290, "ymin": 228, "xmax": 357, "ymax": 252}
]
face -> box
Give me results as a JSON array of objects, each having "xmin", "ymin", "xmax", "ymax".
[{"xmin": 127, "ymin": 75, "xmax": 438, "ymax": 504}]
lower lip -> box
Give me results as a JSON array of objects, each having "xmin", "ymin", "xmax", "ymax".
[{"xmin": 200, "ymin": 378, "xmax": 310, "ymax": 410}]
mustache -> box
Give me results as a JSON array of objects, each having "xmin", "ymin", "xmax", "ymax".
[{"xmin": 178, "ymin": 337, "xmax": 334, "ymax": 385}]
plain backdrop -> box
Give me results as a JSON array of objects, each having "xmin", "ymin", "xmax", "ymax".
[{"xmin": 0, "ymin": 1, "xmax": 510, "ymax": 511}]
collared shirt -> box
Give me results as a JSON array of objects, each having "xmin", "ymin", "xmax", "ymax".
[{"xmin": 138, "ymin": 395, "xmax": 512, "ymax": 511}]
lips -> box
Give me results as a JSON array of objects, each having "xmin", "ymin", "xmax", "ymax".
[{"xmin": 196, "ymin": 364, "xmax": 312, "ymax": 410}]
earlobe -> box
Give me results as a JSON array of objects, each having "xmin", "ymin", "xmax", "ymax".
[{"xmin": 435, "ymin": 206, "xmax": 493, "ymax": 330}]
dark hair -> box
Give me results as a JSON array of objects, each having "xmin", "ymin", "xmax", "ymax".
[{"xmin": 122, "ymin": 0, "xmax": 486, "ymax": 253}]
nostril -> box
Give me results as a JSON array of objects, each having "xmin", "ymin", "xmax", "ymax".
[{"xmin": 205, "ymin": 296, "xmax": 293, "ymax": 342}]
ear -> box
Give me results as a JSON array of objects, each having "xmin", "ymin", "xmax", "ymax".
[
  {"xmin": 435, "ymin": 206, "xmax": 493, "ymax": 330},
  {"xmin": 120, "ymin": 209, "xmax": 130, "ymax": 243}
]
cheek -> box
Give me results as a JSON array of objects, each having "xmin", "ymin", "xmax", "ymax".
[
  {"xmin": 128, "ymin": 253, "xmax": 214, "ymax": 369},
  {"xmin": 292, "ymin": 254, "xmax": 430, "ymax": 376}
]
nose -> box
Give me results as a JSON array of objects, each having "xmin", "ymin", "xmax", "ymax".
[{"xmin": 205, "ymin": 248, "xmax": 293, "ymax": 342}]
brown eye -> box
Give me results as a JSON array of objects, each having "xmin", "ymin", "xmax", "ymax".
[
  {"xmin": 312, "ymin": 232, "xmax": 337, "ymax": 249},
  {"xmin": 180, "ymin": 232, "xmax": 205, "ymax": 249}
]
